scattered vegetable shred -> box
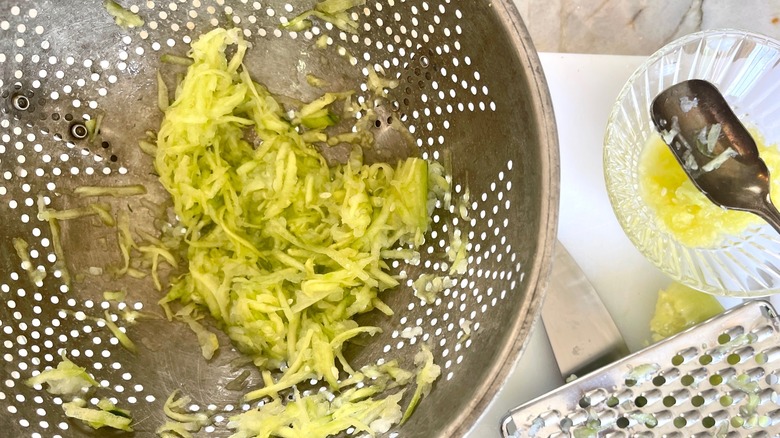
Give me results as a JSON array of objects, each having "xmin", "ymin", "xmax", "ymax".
[
  {"xmin": 228, "ymin": 361, "xmax": 411, "ymax": 437},
  {"xmin": 156, "ymin": 389, "xmax": 211, "ymax": 437},
  {"xmin": 26, "ymin": 355, "xmax": 133, "ymax": 432},
  {"xmin": 283, "ymin": 0, "xmax": 367, "ymax": 33},
  {"xmin": 25, "ymin": 355, "xmax": 98, "ymax": 396},
  {"xmin": 401, "ymin": 344, "xmax": 441, "ymax": 423},
  {"xmin": 62, "ymin": 398, "xmax": 134, "ymax": 432},
  {"xmin": 104, "ymin": 0, "xmax": 144, "ymax": 28}
]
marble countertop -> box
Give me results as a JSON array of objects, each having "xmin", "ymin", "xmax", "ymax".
[{"xmin": 514, "ymin": 0, "xmax": 780, "ymax": 55}]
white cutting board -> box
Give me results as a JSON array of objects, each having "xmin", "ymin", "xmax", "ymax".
[{"xmin": 466, "ymin": 52, "xmax": 746, "ymax": 437}]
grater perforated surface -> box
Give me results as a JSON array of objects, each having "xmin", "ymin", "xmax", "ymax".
[
  {"xmin": 0, "ymin": 1, "xmax": 558, "ymax": 437},
  {"xmin": 502, "ymin": 300, "xmax": 780, "ymax": 437}
]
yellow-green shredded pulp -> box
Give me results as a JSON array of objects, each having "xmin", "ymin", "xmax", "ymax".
[{"xmin": 155, "ymin": 26, "xmax": 436, "ymax": 406}]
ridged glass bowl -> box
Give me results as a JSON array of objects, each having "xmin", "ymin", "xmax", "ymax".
[{"xmin": 604, "ymin": 29, "xmax": 780, "ymax": 297}]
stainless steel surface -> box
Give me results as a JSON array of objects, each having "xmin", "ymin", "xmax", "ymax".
[
  {"xmin": 502, "ymin": 300, "xmax": 780, "ymax": 437},
  {"xmin": 0, "ymin": 1, "xmax": 559, "ymax": 437},
  {"xmin": 651, "ymin": 79, "xmax": 780, "ymax": 234},
  {"xmin": 541, "ymin": 241, "xmax": 628, "ymax": 379}
]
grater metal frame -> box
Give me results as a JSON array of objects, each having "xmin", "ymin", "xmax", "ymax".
[{"xmin": 501, "ymin": 300, "xmax": 780, "ymax": 437}]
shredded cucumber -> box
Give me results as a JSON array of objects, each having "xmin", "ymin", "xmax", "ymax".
[
  {"xmin": 38, "ymin": 204, "xmax": 99, "ymax": 221},
  {"xmin": 158, "ymin": 70, "xmax": 171, "ymax": 111},
  {"xmin": 158, "ymin": 389, "xmax": 211, "ymax": 435},
  {"xmin": 103, "ymin": 290, "xmax": 127, "ymax": 302},
  {"xmin": 25, "ymin": 355, "xmax": 98, "ymax": 396},
  {"xmin": 401, "ymin": 344, "xmax": 441, "ymax": 423},
  {"xmin": 12, "ymin": 237, "xmax": 46, "ymax": 285},
  {"xmin": 90, "ymin": 203, "xmax": 116, "ymax": 226},
  {"xmin": 412, "ymin": 273, "xmax": 455, "ymax": 304},
  {"xmin": 182, "ymin": 314, "xmax": 220, "ymax": 360},
  {"xmin": 103, "ymin": 310, "xmax": 138, "ymax": 354},
  {"xmin": 139, "ymin": 139, "xmax": 158, "ymax": 155},
  {"xmin": 306, "ymin": 73, "xmax": 328, "ymax": 88},
  {"xmin": 155, "ymin": 27, "xmax": 435, "ymax": 407},
  {"xmin": 366, "ymin": 68, "xmax": 399, "ymax": 97},
  {"xmin": 228, "ymin": 361, "xmax": 409, "ymax": 438},
  {"xmin": 283, "ymin": 0, "xmax": 366, "ymax": 33},
  {"xmin": 27, "ymin": 356, "xmax": 133, "ymax": 431},
  {"xmin": 73, "ymin": 184, "xmax": 147, "ymax": 198},
  {"xmin": 161, "ymin": 54, "xmax": 194, "ymax": 66},
  {"xmin": 85, "ymin": 114, "xmax": 104, "ymax": 143},
  {"xmin": 104, "ymin": 0, "xmax": 144, "ymax": 28},
  {"xmin": 63, "ymin": 398, "xmax": 134, "ymax": 432},
  {"xmin": 157, "ymin": 421, "xmax": 198, "ymax": 438},
  {"xmin": 146, "ymin": 26, "xmax": 448, "ymax": 435}
]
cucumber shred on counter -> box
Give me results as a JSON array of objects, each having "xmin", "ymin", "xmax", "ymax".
[{"xmin": 154, "ymin": 26, "xmax": 443, "ymax": 432}]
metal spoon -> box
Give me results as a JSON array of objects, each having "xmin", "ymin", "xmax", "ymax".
[{"xmin": 650, "ymin": 79, "xmax": 780, "ymax": 234}]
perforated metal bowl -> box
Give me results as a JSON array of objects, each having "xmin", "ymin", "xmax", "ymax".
[{"xmin": 0, "ymin": 1, "xmax": 558, "ymax": 436}]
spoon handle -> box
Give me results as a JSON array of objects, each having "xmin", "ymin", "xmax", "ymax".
[{"xmin": 755, "ymin": 200, "xmax": 780, "ymax": 236}]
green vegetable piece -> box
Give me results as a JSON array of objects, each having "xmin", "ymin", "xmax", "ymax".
[
  {"xmin": 73, "ymin": 184, "xmax": 147, "ymax": 198},
  {"xmin": 97, "ymin": 398, "xmax": 132, "ymax": 419},
  {"xmin": 306, "ymin": 74, "xmax": 328, "ymax": 88},
  {"xmin": 63, "ymin": 398, "xmax": 133, "ymax": 432},
  {"xmin": 138, "ymin": 139, "xmax": 158, "ymax": 155},
  {"xmin": 103, "ymin": 310, "xmax": 138, "ymax": 354},
  {"xmin": 157, "ymin": 420, "xmax": 197, "ymax": 438},
  {"xmin": 625, "ymin": 363, "xmax": 660, "ymax": 385},
  {"xmin": 161, "ymin": 389, "xmax": 210, "ymax": 432},
  {"xmin": 229, "ymin": 384, "xmax": 405, "ymax": 437},
  {"xmin": 25, "ymin": 355, "xmax": 98, "ymax": 396},
  {"xmin": 412, "ymin": 273, "xmax": 454, "ymax": 304},
  {"xmin": 366, "ymin": 68, "xmax": 399, "ymax": 96},
  {"xmin": 161, "ymin": 54, "xmax": 194, "ymax": 66},
  {"xmin": 281, "ymin": 13, "xmax": 313, "ymax": 31},
  {"xmin": 157, "ymin": 70, "xmax": 170, "ymax": 112},
  {"xmin": 103, "ymin": 290, "xmax": 127, "ymax": 302},
  {"xmin": 104, "ymin": 0, "xmax": 144, "ymax": 28},
  {"xmin": 283, "ymin": 0, "xmax": 365, "ymax": 33},
  {"xmin": 90, "ymin": 203, "xmax": 116, "ymax": 226},
  {"xmin": 85, "ymin": 113, "xmax": 103, "ymax": 143},
  {"xmin": 315, "ymin": 0, "xmax": 366, "ymax": 15},
  {"xmin": 315, "ymin": 35, "xmax": 329, "ymax": 49},
  {"xmin": 38, "ymin": 205, "xmax": 99, "ymax": 221},
  {"xmin": 13, "ymin": 237, "xmax": 46, "ymax": 285},
  {"xmin": 183, "ymin": 315, "xmax": 219, "ymax": 360},
  {"xmin": 401, "ymin": 344, "xmax": 441, "ymax": 423},
  {"xmin": 114, "ymin": 209, "xmax": 135, "ymax": 277},
  {"xmin": 301, "ymin": 111, "xmax": 339, "ymax": 129}
]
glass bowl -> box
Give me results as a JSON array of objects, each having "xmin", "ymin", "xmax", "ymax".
[{"xmin": 604, "ymin": 29, "xmax": 780, "ymax": 297}]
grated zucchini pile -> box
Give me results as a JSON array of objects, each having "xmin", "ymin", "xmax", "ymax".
[{"xmin": 154, "ymin": 26, "xmax": 439, "ymax": 409}]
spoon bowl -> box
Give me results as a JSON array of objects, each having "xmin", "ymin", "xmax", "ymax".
[{"xmin": 650, "ymin": 79, "xmax": 780, "ymax": 234}]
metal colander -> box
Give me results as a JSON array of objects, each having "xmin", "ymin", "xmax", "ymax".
[{"xmin": 0, "ymin": 1, "xmax": 558, "ymax": 437}]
